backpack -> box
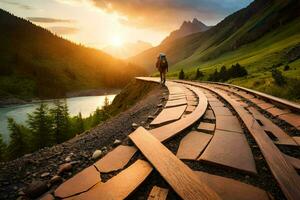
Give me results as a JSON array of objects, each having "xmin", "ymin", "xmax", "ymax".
[{"xmin": 160, "ymin": 56, "xmax": 168, "ymax": 70}]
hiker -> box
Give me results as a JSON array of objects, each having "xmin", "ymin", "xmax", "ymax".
[{"xmin": 156, "ymin": 53, "xmax": 168, "ymax": 84}]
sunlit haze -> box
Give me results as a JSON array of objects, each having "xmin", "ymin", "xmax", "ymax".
[{"xmin": 0, "ymin": 0, "xmax": 252, "ymax": 49}]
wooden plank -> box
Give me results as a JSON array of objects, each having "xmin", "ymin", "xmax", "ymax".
[
  {"xmin": 188, "ymin": 82, "xmax": 300, "ymax": 200},
  {"xmin": 94, "ymin": 145, "xmax": 137, "ymax": 173},
  {"xmin": 284, "ymin": 154, "xmax": 300, "ymax": 170},
  {"xmin": 257, "ymin": 103, "xmax": 274, "ymax": 110},
  {"xmin": 150, "ymin": 85, "xmax": 208, "ymax": 142},
  {"xmin": 197, "ymin": 122, "xmax": 215, "ymax": 133},
  {"xmin": 199, "ymin": 130, "xmax": 257, "ymax": 174},
  {"xmin": 248, "ymin": 107, "xmax": 297, "ymax": 146},
  {"xmin": 54, "ymin": 166, "xmax": 100, "ymax": 198},
  {"xmin": 129, "ymin": 127, "xmax": 221, "ymax": 200},
  {"xmin": 209, "ymin": 101, "xmax": 224, "ymax": 107},
  {"xmin": 203, "ymin": 109, "xmax": 215, "ymax": 120},
  {"xmin": 188, "ymin": 100, "xmax": 198, "ymax": 106},
  {"xmin": 267, "ymin": 107, "xmax": 290, "ymax": 117},
  {"xmin": 150, "ymin": 105, "xmax": 187, "ymax": 126},
  {"xmin": 147, "ymin": 186, "xmax": 168, "ymax": 200},
  {"xmin": 69, "ymin": 160, "xmax": 152, "ymax": 200},
  {"xmin": 165, "ymin": 99, "xmax": 187, "ymax": 108},
  {"xmin": 176, "ymin": 131, "xmax": 212, "ymax": 160},
  {"xmin": 251, "ymin": 98, "xmax": 266, "ymax": 105},
  {"xmin": 212, "ymin": 106, "xmax": 233, "ymax": 116},
  {"xmin": 293, "ymin": 137, "xmax": 300, "ymax": 145},
  {"xmin": 194, "ymin": 171, "xmax": 269, "ymax": 200},
  {"xmin": 278, "ymin": 113, "xmax": 300, "ymax": 128},
  {"xmin": 216, "ymin": 115, "xmax": 243, "ymax": 133}
]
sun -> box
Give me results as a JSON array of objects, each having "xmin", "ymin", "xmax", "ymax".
[{"xmin": 111, "ymin": 36, "xmax": 123, "ymax": 47}]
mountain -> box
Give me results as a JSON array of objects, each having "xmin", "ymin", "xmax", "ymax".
[
  {"xmin": 103, "ymin": 40, "xmax": 152, "ymax": 59},
  {"xmin": 130, "ymin": 0, "xmax": 300, "ymax": 76},
  {"xmin": 161, "ymin": 18, "xmax": 210, "ymax": 44},
  {"xmin": 0, "ymin": 9, "xmax": 145, "ymax": 100}
]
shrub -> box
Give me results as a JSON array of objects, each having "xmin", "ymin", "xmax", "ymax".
[
  {"xmin": 272, "ymin": 69, "xmax": 286, "ymax": 86},
  {"xmin": 179, "ymin": 69, "xmax": 185, "ymax": 80},
  {"xmin": 284, "ymin": 65, "xmax": 290, "ymax": 71}
]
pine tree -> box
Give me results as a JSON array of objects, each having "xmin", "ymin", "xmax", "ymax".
[
  {"xmin": 179, "ymin": 69, "xmax": 185, "ymax": 80},
  {"xmin": 92, "ymin": 108, "xmax": 102, "ymax": 126},
  {"xmin": 101, "ymin": 96, "xmax": 111, "ymax": 121},
  {"xmin": 195, "ymin": 68, "xmax": 204, "ymax": 79},
  {"xmin": 50, "ymin": 100, "xmax": 70, "ymax": 144},
  {"xmin": 0, "ymin": 134, "xmax": 7, "ymax": 161},
  {"xmin": 7, "ymin": 118, "xmax": 27, "ymax": 159},
  {"xmin": 76, "ymin": 112, "xmax": 85, "ymax": 133},
  {"xmin": 219, "ymin": 66, "xmax": 228, "ymax": 82},
  {"xmin": 272, "ymin": 69, "xmax": 286, "ymax": 86},
  {"xmin": 27, "ymin": 103, "xmax": 53, "ymax": 149}
]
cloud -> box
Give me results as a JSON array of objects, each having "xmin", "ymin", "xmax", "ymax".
[
  {"xmin": 0, "ymin": 0, "xmax": 33, "ymax": 10},
  {"xmin": 27, "ymin": 17, "xmax": 76, "ymax": 23},
  {"xmin": 48, "ymin": 26, "xmax": 79, "ymax": 35},
  {"xmin": 90, "ymin": 0, "xmax": 253, "ymax": 29}
]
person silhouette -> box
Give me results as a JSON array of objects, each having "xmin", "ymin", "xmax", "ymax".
[{"xmin": 156, "ymin": 53, "xmax": 168, "ymax": 85}]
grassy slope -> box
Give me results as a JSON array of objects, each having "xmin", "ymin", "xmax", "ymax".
[{"xmin": 0, "ymin": 9, "xmax": 145, "ymax": 100}]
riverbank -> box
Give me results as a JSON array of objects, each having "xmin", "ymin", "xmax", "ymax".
[{"xmin": 0, "ymin": 79, "xmax": 166, "ymax": 199}]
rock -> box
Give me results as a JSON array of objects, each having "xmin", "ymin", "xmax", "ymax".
[
  {"xmin": 92, "ymin": 150, "xmax": 102, "ymax": 160},
  {"xmin": 132, "ymin": 123, "xmax": 138, "ymax": 129},
  {"xmin": 113, "ymin": 139, "xmax": 122, "ymax": 146},
  {"xmin": 24, "ymin": 180, "xmax": 48, "ymax": 198},
  {"xmin": 148, "ymin": 115, "xmax": 155, "ymax": 120},
  {"xmin": 49, "ymin": 175, "xmax": 62, "ymax": 185},
  {"xmin": 40, "ymin": 172, "xmax": 50, "ymax": 178},
  {"xmin": 157, "ymin": 103, "xmax": 163, "ymax": 107},
  {"xmin": 58, "ymin": 163, "xmax": 72, "ymax": 174},
  {"xmin": 65, "ymin": 156, "xmax": 71, "ymax": 162},
  {"xmin": 101, "ymin": 146, "xmax": 107, "ymax": 152}
]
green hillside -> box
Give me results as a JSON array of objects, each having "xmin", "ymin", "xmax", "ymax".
[
  {"xmin": 131, "ymin": 0, "xmax": 300, "ymax": 100},
  {"xmin": 0, "ymin": 9, "xmax": 145, "ymax": 101}
]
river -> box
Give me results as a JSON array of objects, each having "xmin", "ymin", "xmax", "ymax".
[{"xmin": 0, "ymin": 95, "xmax": 116, "ymax": 143}]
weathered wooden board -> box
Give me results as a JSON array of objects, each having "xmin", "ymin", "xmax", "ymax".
[
  {"xmin": 203, "ymin": 109, "xmax": 215, "ymax": 120},
  {"xmin": 69, "ymin": 160, "xmax": 152, "ymax": 200},
  {"xmin": 150, "ymin": 105, "xmax": 187, "ymax": 126},
  {"xmin": 130, "ymin": 127, "xmax": 221, "ymax": 200},
  {"xmin": 216, "ymin": 115, "xmax": 243, "ymax": 133},
  {"xmin": 284, "ymin": 154, "xmax": 300, "ymax": 170},
  {"xmin": 248, "ymin": 107, "xmax": 297, "ymax": 146},
  {"xmin": 267, "ymin": 107, "xmax": 290, "ymax": 117},
  {"xmin": 176, "ymin": 131, "xmax": 212, "ymax": 160},
  {"xmin": 199, "ymin": 130, "xmax": 257, "ymax": 174},
  {"xmin": 54, "ymin": 166, "xmax": 100, "ymax": 198},
  {"xmin": 94, "ymin": 145, "xmax": 137, "ymax": 173},
  {"xmin": 257, "ymin": 103, "xmax": 274, "ymax": 110},
  {"xmin": 251, "ymin": 98, "xmax": 266, "ymax": 105},
  {"xmin": 197, "ymin": 122, "xmax": 215, "ymax": 133},
  {"xmin": 278, "ymin": 113, "xmax": 300, "ymax": 128},
  {"xmin": 165, "ymin": 99, "xmax": 187, "ymax": 108},
  {"xmin": 147, "ymin": 186, "xmax": 169, "ymax": 200},
  {"xmin": 186, "ymin": 105, "xmax": 196, "ymax": 113},
  {"xmin": 212, "ymin": 106, "xmax": 233, "ymax": 116},
  {"xmin": 194, "ymin": 171, "xmax": 269, "ymax": 200},
  {"xmin": 293, "ymin": 137, "xmax": 300, "ymax": 145},
  {"xmin": 209, "ymin": 101, "xmax": 224, "ymax": 107}
]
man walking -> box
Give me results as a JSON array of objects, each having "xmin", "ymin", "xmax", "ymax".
[{"xmin": 156, "ymin": 53, "xmax": 168, "ymax": 84}]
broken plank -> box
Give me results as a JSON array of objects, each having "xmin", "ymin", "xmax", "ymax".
[
  {"xmin": 216, "ymin": 115, "xmax": 243, "ymax": 133},
  {"xmin": 194, "ymin": 171, "xmax": 269, "ymax": 200},
  {"xmin": 69, "ymin": 160, "xmax": 152, "ymax": 200},
  {"xmin": 129, "ymin": 127, "xmax": 221, "ymax": 200},
  {"xmin": 199, "ymin": 130, "xmax": 257, "ymax": 174},
  {"xmin": 94, "ymin": 145, "xmax": 137, "ymax": 173},
  {"xmin": 54, "ymin": 166, "xmax": 100, "ymax": 198},
  {"xmin": 150, "ymin": 105, "xmax": 187, "ymax": 126},
  {"xmin": 176, "ymin": 131, "xmax": 212, "ymax": 160},
  {"xmin": 197, "ymin": 122, "xmax": 215, "ymax": 133},
  {"xmin": 165, "ymin": 99, "xmax": 187, "ymax": 108},
  {"xmin": 147, "ymin": 186, "xmax": 168, "ymax": 200}
]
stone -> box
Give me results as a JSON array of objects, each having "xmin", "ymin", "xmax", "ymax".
[
  {"xmin": 50, "ymin": 175, "xmax": 62, "ymax": 185},
  {"xmin": 92, "ymin": 150, "xmax": 103, "ymax": 160},
  {"xmin": 40, "ymin": 172, "xmax": 50, "ymax": 178},
  {"xmin": 24, "ymin": 180, "xmax": 48, "ymax": 198},
  {"xmin": 58, "ymin": 163, "xmax": 72, "ymax": 175},
  {"xmin": 132, "ymin": 123, "xmax": 139, "ymax": 129},
  {"xmin": 65, "ymin": 156, "xmax": 71, "ymax": 162},
  {"xmin": 113, "ymin": 139, "xmax": 122, "ymax": 146}
]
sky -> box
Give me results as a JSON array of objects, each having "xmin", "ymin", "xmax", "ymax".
[{"xmin": 0, "ymin": 0, "xmax": 253, "ymax": 49}]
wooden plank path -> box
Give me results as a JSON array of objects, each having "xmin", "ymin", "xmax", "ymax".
[
  {"xmin": 147, "ymin": 186, "xmax": 169, "ymax": 200},
  {"xmin": 129, "ymin": 127, "xmax": 221, "ymax": 200},
  {"xmin": 176, "ymin": 80, "xmax": 300, "ymax": 200}
]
